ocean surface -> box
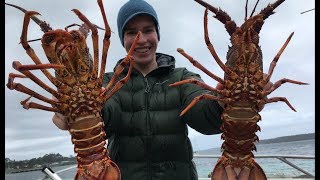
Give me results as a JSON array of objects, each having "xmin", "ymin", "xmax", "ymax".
[{"xmin": 5, "ymin": 139, "xmax": 315, "ymax": 180}]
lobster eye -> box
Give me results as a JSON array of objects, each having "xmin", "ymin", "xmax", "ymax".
[
  {"xmin": 62, "ymin": 69, "xmax": 69, "ymax": 77},
  {"xmin": 43, "ymin": 34, "xmax": 55, "ymax": 45},
  {"xmin": 70, "ymin": 31, "xmax": 81, "ymax": 40}
]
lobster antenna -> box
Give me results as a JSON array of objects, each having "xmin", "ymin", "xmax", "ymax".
[
  {"xmin": 300, "ymin": 8, "xmax": 315, "ymax": 14},
  {"xmin": 250, "ymin": 0, "xmax": 260, "ymax": 18},
  {"xmin": 26, "ymin": 38, "xmax": 42, "ymax": 43},
  {"xmin": 64, "ymin": 23, "xmax": 90, "ymax": 37},
  {"xmin": 245, "ymin": 0, "xmax": 249, "ymax": 21},
  {"xmin": 5, "ymin": 3, "xmax": 53, "ymax": 32},
  {"xmin": 64, "ymin": 23, "xmax": 106, "ymax": 38}
]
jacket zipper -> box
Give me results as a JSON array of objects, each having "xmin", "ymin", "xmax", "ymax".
[
  {"xmin": 144, "ymin": 78, "xmax": 150, "ymax": 93},
  {"xmin": 144, "ymin": 77, "xmax": 151, "ymax": 180}
]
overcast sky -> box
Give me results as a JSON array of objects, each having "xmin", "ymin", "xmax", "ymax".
[{"xmin": 5, "ymin": 0, "xmax": 314, "ymax": 161}]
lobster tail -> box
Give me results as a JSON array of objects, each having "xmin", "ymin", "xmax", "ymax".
[
  {"xmin": 5, "ymin": 3, "xmax": 53, "ymax": 32},
  {"xmin": 211, "ymin": 158, "xmax": 267, "ymax": 180}
]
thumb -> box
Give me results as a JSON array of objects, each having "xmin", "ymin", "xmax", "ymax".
[{"xmin": 216, "ymin": 82, "xmax": 224, "ymax": 90}]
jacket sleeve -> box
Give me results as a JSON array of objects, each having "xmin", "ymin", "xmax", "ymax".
[{"xmin": 179, "ymin": 68, "xmax": 223, "ymax": 135}]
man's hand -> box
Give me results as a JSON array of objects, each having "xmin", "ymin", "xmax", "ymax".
[
  {"xmin": 52, "ymin": 87, "xmax": 106, "ymax": 130},
  {"xmin": 52, "ymin": 96, "xmax": 68, "ymax": 130},
  {"xmin": 52, "ymin": 112, "xmax": 69, "ymax": 130},
  {"xmin": 215, "ymin": 82, "xmax": 225, "ymax": 108}
]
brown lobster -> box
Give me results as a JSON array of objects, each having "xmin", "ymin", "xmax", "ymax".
[
  {"xmin": 6, "ymin": 1, "xmax": 141, "ymax": 179},
  {"xmin": 169, "ymin": 0, "xmax": 308, "ymax": 179}
]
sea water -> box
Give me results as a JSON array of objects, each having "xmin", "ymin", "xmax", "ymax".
[
  {"xmin": 5, "ymin": 139, "xmax": 315, "ymax": 180},
  {"xmin": 194, "ymin": 139, "xmax": 315, "ymax": 178}
]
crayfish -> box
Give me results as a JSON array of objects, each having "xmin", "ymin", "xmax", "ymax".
[
  {"xmin": 169, "ymin": 0, "xmax": 308, "ymax": 179},
  {"xmin": 6, "ymin": 1, "xmax": 141, "ymax": 179}
]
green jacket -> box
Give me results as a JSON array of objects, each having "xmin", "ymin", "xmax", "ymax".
[{"xmin": 102, "ymin": 53, "xmax": 223, "ymax": 180}]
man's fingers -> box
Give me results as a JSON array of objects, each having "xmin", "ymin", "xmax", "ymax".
[
  {"xmin": 215, "ymin": 83, "xmax": 225, "ymax": 108},
  {"xmin": 51, "ymin": 95, "xmax": 69, "ymax": 130},
  {"xmin": 52, "ymin": 113, "xmax": 69, "ymax": 130},
  {"xmin": 55, "ymin": 112, "xmax": 65, "ymax": 120},
  {"xmin": 52, "ymin": 95, "xmax": 59, "ymax": 108},
  {"xmin": 216, "ymin": 82, "xmax": 224, "ymax": 90}
]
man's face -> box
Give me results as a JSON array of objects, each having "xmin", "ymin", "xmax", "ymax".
[{"xmin": 123, "ymin": 15, "xmax": 158, "ymax": 66}]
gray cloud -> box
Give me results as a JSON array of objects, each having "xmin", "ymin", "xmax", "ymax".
[{"xmin": 5, "ymin": 0, "xmax": 315, "ymax": 160}]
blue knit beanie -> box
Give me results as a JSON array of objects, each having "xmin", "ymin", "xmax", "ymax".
[{"xmin": 117, "ymin": 0, "xmax": 160, "ymax": 46}]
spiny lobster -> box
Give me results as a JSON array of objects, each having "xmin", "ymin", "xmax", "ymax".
[
  {"xmin": 6, "ymin": 1, "xmax": 141, "ymax": 179},
  {"xmin": 169, "ymin": 0, "xmax": 308, "ymax": 179}
]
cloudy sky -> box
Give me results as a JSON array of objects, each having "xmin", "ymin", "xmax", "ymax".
[{"xmin": 5, "ymin": 0, "xmax": 314, "ymax": 161}]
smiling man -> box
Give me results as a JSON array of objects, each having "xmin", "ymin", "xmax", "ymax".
[{"xmin": 53, "ymin": 0, "xmax": 225, "ymax": 179}]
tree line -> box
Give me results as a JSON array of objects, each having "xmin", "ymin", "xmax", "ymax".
[{"xmin": 5, "ymin": 153, "xmax": 76, "ymax": 171}]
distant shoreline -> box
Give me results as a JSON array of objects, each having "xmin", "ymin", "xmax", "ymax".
[
  {"xmin": 257, "ymin": 133, "xmax": 314, "ymax": 144},
  {"xmin": 196, "ymin": 132, "xmax": 315, "ymax": 153}
]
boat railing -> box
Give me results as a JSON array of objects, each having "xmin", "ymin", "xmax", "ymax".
[
  {"xmin": 194, "ymin": 154, "xmax": 315, "ymax": 179},
  {"xmin": 41, "ymin": 154, "xmax": 315, "ymax": 180}
]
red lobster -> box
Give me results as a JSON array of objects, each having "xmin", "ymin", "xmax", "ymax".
[
  {"xmin": 169, "ymin": 0, "xmax": 308, "ymax": 179},
  {"xmin": 6, "ymin": 1, "xmax": 141, "ymax": 179}
]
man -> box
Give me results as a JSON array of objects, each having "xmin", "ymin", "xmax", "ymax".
[{"xmin": 53, "ymin": 0, "xmax": 270, "ymax": 179}]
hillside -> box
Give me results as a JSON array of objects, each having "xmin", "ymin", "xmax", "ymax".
[
  {"xmin": 258, "ymin": 133, "xmax": 314, "ymax": 144},
  {"xmin": 196, "ymin": 133, "xmax": 315, "ymax": 154}
]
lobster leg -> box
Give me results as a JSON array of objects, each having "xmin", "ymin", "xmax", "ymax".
[
  {"xmin": 7, "ymin": 75, "xmax": 66, "ymax": 112},
  {"xmin": 261, "ymin": 96, "xmax": 297, "ymax": 111},
  {"xmin": 177, "ymin": 48, "xmax": 224, "ymax": 83},
  {"xmin": 20, "ymin": 97, "xmax": 58, "ymax": 112},
  {"xmin": 203, "ymin": 8, "xmax": 237, "ymax": 80},
  {"xmin": 263, "ymin": 78, "xmax": 308, "ymax": 96},
  {"xmin": 169, "ymin": 78, "xmax": 224, "ymax": 95},
  {"xmin": 8, "ymin": 79, "xmax": 55, "ymax": 106},
  {"xmin": 11, "ymin": 61, "xmax": 72, "ymax": 102},
  {"xmin": 98, "ymin": 0, "xmax": 111, "ymax": 81},
  {"xmin": 181, "ymin": 93, "xmax": 231, "ymax": 116},
  {"xmin": 7, "ymin": 73, "xmax": 59, "ymax": 107},
  {"xmin": 12, "ymin": 62, "xmax": 64, "ymax": 71},
  {"xmin": 102, "ymin": 56, "xmax": 132, "ymax": 93},
  {"xmin": 11, "ymin": 61, "xmax": 59, "ymax": 97},
  {"xmin": 102, "ymin": 32, "xmax": 141, "ymax": 95},
  {"xmin": 103, "ymin": 56, "xmax": 134, "ymax": 101},
  {"xmin": 20, "ymin": 11, "xmax": 63, "ymax": 88},
  {"xmin": 265, "ymin": 32, "xmax": 294, "ymax": 82}
]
